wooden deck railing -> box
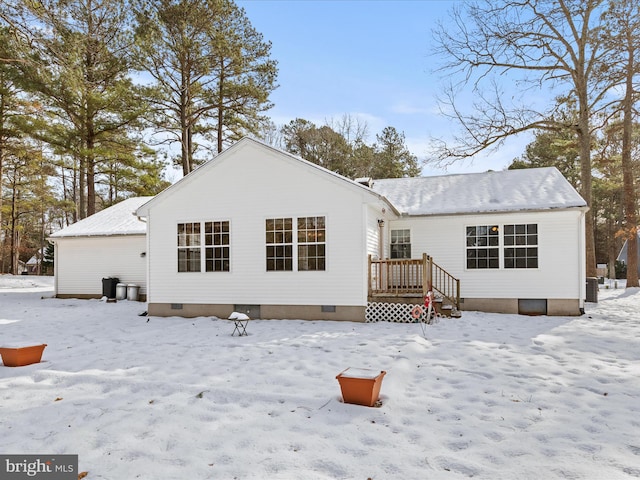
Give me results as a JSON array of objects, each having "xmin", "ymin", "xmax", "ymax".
[{"xmin": 368, "ymin": 253, "xmax": 460, "ymax": 310}]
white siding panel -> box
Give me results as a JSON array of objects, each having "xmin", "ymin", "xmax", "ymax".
[
  {"xmin": 55, "ymin": 236, "xmax": 147, "ymax": 296},
  {"xmin": 389, "ymin": 210, "xmax": 584, "ymax": 300},
  {"xmin": 365, "ymin": 205, "xmax": 381, "ymax": 258},
  {"xmin": 146, "ymin": 142, "xmax": 378, "ymax": 306}
]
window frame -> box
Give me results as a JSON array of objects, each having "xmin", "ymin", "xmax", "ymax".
[
  {"xmin": 177, "ymin": 222, "xmax": 202, "ymax": 273},
  {"xmin": 464, "ymin": 223, "xmax": 539, "ymax": 270},
  {"xmin": 297, "ymin": 216, "xmax": 326, "ymax": 271},
  {"xmin": 205, "ymin": 220, "xmax": 230, "ymax": 272},
  {"xmin": 465, "ymin": 225, "xmax": 500, "ymax": 269},
  {"xmin": 503, "ymin": 223, "xmax": 538, "ymax": 269},
  {"xmin": 265, "ymin": 217, "xmax": 294, "ymax": 271},
  {"xmin": 390, "ymin": 228, "xmax": 412, "ymax": 259},
  {"xmin": 177, "ymin": 220, "xmax": 231, "ymax": 273},
  {"xmin": 265, "ymin": 215, "xmax": 327, "ymax": 272}
]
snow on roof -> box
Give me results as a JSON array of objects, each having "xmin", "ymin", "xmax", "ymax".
[
  {"xmin": 371, "ymin": 167, "xmax": 587, "ymax": 216},
  {"xmin": 50, "ymin": 197, "xmax": 152, "ymax": 238}
]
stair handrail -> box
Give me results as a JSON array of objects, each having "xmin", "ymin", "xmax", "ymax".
[{"xmin": 423, "ymin": 253, "xmax": 460, "ymax": 311}]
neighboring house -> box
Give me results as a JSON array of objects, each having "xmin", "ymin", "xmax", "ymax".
[
  {"xmin": 49, "ymin": 197, "xmax": 152, "ymax": 299},
  {"xmin": 617, "ymin": 231, "xmax": 640, "ymax": 276},
  {"xmin": 135, "ymin": 137, "xmax": 588, "ymax": 321},
  {"xmin": 25, "ymin": 249, "xmax": 44, "ymax": 274}
]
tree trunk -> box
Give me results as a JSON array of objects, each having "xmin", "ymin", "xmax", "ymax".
[
  {"xmin": 577, "ymin": 84, "xmax": 597, "ymax": 278},
  {"xmin": 0, "ymin": 85, "xmax": 6, "ymax": 261},
  {"xmin": 217, "ymin": 60, "xmax": 225, "ymax": 154},
  {"xmin": 86, "ymin": 120, "xmax": 96, "ymax": 217},
  {"xmin": 10, "ymin": 187, "xmax": 17, "ymax": 274},
  {"xmin": 78, "ymin": 153, "xmax": 86, "ymax": 219},
  {"xmin": 621, "ymin": 34, "xmax": 639, "ymax": 287}
]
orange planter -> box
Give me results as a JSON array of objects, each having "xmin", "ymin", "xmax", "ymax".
[
  {"xmin": 336, "ymin": 368, "xmax": 386, "ymax": 407},
  {"xmin": 0, "ymin": 344, "xmax": 47, "ymax": 367}
]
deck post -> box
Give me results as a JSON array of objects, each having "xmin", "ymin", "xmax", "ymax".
[
  {"xmin": 422, "ymin": 253, "xmax": 428, "ymax": 297},
  {"xmin": 368, "ymin": 254, "xmax": 372, "ymax": 297}
]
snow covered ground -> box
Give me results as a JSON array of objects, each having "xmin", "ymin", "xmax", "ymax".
[{"xmin": 1, "ymin": 275, "xmax": 639, "ymax": 479}]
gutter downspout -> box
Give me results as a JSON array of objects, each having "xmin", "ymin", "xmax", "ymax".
[{"xmin": 377, "ymin": 219, "xmax": 385, "ymax": 260}]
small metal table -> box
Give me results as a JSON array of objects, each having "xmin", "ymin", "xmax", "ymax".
[{"xmin": 228, "ymin": 313, "xmax": 250, "ymax": 336}]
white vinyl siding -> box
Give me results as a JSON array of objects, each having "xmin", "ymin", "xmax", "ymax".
[
  {"xmin": 144, "ymin": 140, "xmax": 389, "ymax": 306},
  {"xmin": 54, "ymin": 235, "xmax": 147, "ymax": 296},
  {"xmin": 388, "ymin": 209, "xmax": 583, "ymax": 300}
]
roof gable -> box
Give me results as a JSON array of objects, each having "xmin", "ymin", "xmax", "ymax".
[
  {"xmin": 136, "ymin": 137, "xmax": 398, "ymax": 217},
  {"xmin": 371, "ymin": 167, "xmax": 586, "ymax": 216},
  {"xmin": 50, "ymin": 197, "xmax": 152, "ymax": 238}
]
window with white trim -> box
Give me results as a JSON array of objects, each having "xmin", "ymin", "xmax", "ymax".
[
  {"xmin": 178, "ymin": 221, "xmax": 230, "ymax": 272},
  {"xmin": 504, "ymin": 224, "xmax": 538, "ymax": 268},
  {"xmin": 390, "ymin": 229, "xmax": 411, "ymax": 259},
  {"xmin": 466, "ymin": 225, "xmax": 499, "ymax": 269},
  {"xmin": 177, "ymin": 222, "xmax": 201, "ymax": 272},
  {"xmin": 265, "ymin": 216, "xmax": 326, "ymax": 271},
  {"xmin": 205, "ymin": 221, "xmax": 230, "ymax": 272},
  {"xmin": 266, "ymin": 218, "xmax": 293, "ymax": 271},
  {"xmin": 298, "ymin": 216, "xmax": 326, "ymax": 271}
]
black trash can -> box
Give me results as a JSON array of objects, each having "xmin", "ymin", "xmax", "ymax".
[
  {"xmin": 102, "ymin": 277, "xmax": 120, "ymax": 299},
  {"xmin": 586, "ymin": 277, "xmax": 598, "ymax": 303}
]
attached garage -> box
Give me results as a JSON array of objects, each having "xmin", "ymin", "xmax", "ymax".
[{"xmin": 49, "ymin": 197, "xmax": 151, "ymax": 300}]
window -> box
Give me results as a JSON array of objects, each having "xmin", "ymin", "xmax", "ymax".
[
  {"xmin": 504, "ymin": 224, "xmax": 538, "ymax": 268},
  {"xmin": 205, "ymin": 221, "xmax": 230, "ymax": 272},
  {"xmin": 266, "ymin": 218, "xmax": 293, "ymax": 271},
  {"xmin": 265, "ymin": 216, "xmax": 327, "ymax": 271},
  {"xmin": 177, "ymin": 222, "xmax": 201, "ymax": 272},
  {"xmin": 178, "ymin": 221, "xmax": 231, "ymax": 272},
  {"xmin": 298, "ymin": 216, "xmax": 326, "ymax": 271},
  {"xmin": 390, "ymin": 229, "xmax": 411, "ymax": 259},
  {"xmin": 466, "ymin": 225, "xmax": 499, "ymax": 269}
]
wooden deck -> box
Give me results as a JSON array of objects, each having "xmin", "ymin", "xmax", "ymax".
[{"xmin": 368, "ymin": 253, "xmax": 461, "ymax": 315}]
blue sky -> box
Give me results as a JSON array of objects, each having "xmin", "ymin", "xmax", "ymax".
[{"xmin": 237, "ymin": 0, "xmax": 532, "ymax": 176}]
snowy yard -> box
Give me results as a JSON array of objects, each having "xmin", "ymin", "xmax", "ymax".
[{"xmin": 1, "ymin": 275, "xmax": 639, "ymax": 479}]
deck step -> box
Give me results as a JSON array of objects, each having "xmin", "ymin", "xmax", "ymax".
[{"xmin": 438, "ymin": 303, "xmax": 461, "ymax": 318}]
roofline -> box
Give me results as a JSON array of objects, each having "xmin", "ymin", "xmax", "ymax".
[
  {"xmin": 136, "ymin": 136, "xmax": 401, "ymax": 217},
  {"xmin": 48, "ymin": 232, "xmax": 146, "ymax": 241},
  {"xmin": 397, "ymin": 204, "xmax": 589, "ymax": 218},
  {"xmin": 247, "ymin": 138, "xmax": 401, "ymax": 215}
]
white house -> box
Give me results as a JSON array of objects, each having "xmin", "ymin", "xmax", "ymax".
[
  {"xmin": 135, "ymin": 139, "xmax": 397, "ymax": 321},
  {"xmin": 135, "ymin": 137, "xmax": 588, "ymax": 321},
  {"xmin": 371, "ymin": 169, "xmax": 587, "ymax": 316},
  {"xmin": 49, "ymin": 197, "xmax": 151, "ymax": 299}
]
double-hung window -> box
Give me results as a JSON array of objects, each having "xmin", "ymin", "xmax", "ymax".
[
  {"xmin": 298, "ymin": 216, "xmax": 326, "ymax": 271},
  {"xmin": 178, "ymin": 221, "xmax": 230, "ymax": 272},
  {"xmin": 266, "ymin": 218, "xmax": 293, "ymax": 271},
  {"xmin": 466, "ymin": 225, "xmax": 500, "ymax": 269},
  {"xmin": 205, "ymin": 221, "xmax": 230, "ymax": 272},
  {"xmin": 390, "ymin": 229, "xmax": 411, "ymax": 259},
  {"xmin": 177, "ymin": 222, "xmax": 201, "ymax": 272},
  {"xmin": 504, "ymin": 224, "xmax": 538, "ymax": 268},
  {"xmin": 266, "ymin": 216, "xmax": 326, "ymax": 271},
  {"xmin": 466, "ymin": 223, "xmax": 539, "ymax": 269}
]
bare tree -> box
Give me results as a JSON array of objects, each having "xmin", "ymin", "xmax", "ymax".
[{"xmin": 432, "ymin": 0, "xmax": 614, "ymax": 277}]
